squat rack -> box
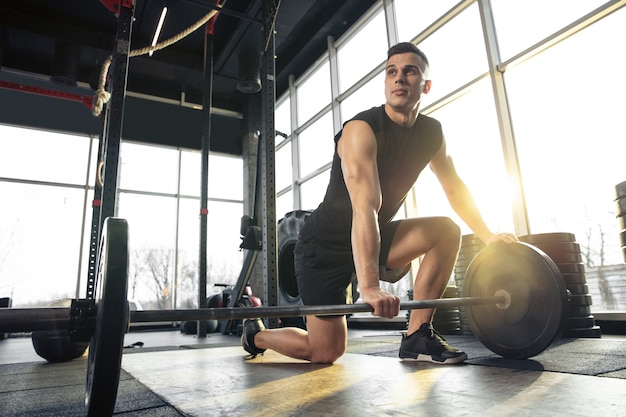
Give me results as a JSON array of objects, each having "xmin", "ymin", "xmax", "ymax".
[{"xmin": 91, "ymin": 0, "xmax": 281, "ymax": 334}]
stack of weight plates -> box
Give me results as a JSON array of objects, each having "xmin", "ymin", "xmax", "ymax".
[
  {"xmin": 406, "ymin": 287, "xmax": 461, "ymax": 335},
  {"xmin": 519, "ymin": 232, "xmax": 601, "ymax": 338},
  {"xmin": 454, "ymin": 234, "xmax": 486, "ymax": 334},
  {"xmin": 615, "ymin": 181, "xmax": 626, "ymax": 262},
  {"xmin": 433, "ymin": 286, "xmax": 461, "ymax": 334}
]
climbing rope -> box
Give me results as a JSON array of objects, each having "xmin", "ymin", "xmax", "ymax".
[{"xmin": 91, "ymin": 7, "xmax": 220, "ymax": 117}]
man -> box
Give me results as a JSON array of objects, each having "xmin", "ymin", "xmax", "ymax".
[{"xmin": 242, "ymin": 42, "xmax": 516, "ymax": 364}]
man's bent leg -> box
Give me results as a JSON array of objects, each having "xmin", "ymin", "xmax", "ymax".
[
  {"xmin": 252, "ymin": 315, "xmax": 348, "ymax": 364},
  {"xmin": 385, "ymin": 217, "xmax": 461, "ymax": 334},
  {"xmin": 385, "ymin": 217, "xmax": 466, "ymax": 364}
]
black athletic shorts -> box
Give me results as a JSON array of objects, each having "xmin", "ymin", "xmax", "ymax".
[{"xmin": 294, "ymin": 220, "xmax": 402, "ymax": 307}]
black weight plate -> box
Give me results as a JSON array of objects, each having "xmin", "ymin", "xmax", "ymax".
[
  {"xmin": 459, "ymin": 243, "xmax": 486, "ymax": 254},
  {"xmin": 453, "ymin": 270, "xmax": 468, "ymax": 279},
  {"xmin": 432, "ymin": 317, "xmax": 461, "ymax": 326},
  {"xmin": 461, "ymin": 234, "xmax": 483, "ymax": 244},
  {"xmin": 566, "ymin": 315, "xmax": 596, "ymax": 329},
  {"xmin": 85, "ymin": 218, "xmax": 129, "ymax": 417},
  {"xmin": 456, "ymin": 253, "xmax": 480, "ymax": 263},
  {"xmin": 562, "ymin": 326, "xmax": 602, "ymax": 338},
  {"xmin": 566, "ymin": 284, "xmax": 589, "ymax": 295},
  {"xmin": 557, "ymin": 262, "xmax": 586, "ymax": 274},
  {"xmin": 546, "ymin": 251, "xmax": 583, "ymax": 264},
  {"xmin": 615, "ymin": 181, "xmax": 626, "ymax": 199},
  {"xmin": 569, "ymin": 294, "xmax": 593, "ymax": 307},
  {"xmin": 552, "ymin": 252, "xmax": 583, "ymax": 264},
  {"xmin": 454, "ymin": 259, "xmax": 473, "ymax": 268},
  {"xmin": 454, "ymin": 266, "xmax": 468, "ymax": 274},
  {"xmin": 530, "ymin": 242, "xmax": 581, "ymax": 254},
  {"xmin": 560, "ymin": 272, "xmax": 587, "ymax": 285},
  {"xmin": 615, "ymin": 197, "xmax": 626, "ymax": 217},
  {"xmin": 519, "ymin": 233, "xmax": 576, "ymax": 244},
  {"xmin": 568, "ymin": 305, "xmax": 591, "ymax": 317},
  {"xmin": 463, "ymin": 242, "xmax": 568, "ymax": 359},
  {"xmin": 433, "ymin": 310, "xmax": 461, "ymax": 320},
  {"xmin": 442, "ymin": 287, "xmax": 459, "ymax": 298},
  {"xmin": 618, "ymin": 215, "xmax": 626, "ymax": 231}
]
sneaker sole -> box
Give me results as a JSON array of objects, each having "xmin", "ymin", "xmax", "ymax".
[{"xmin": 400, "ymin": 353, "xmax": 468, "ymax": 364}]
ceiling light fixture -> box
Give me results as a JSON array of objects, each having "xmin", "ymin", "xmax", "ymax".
[{"xmin": 149, "ymin": 7, "xmax": 168, "ymax": 57}]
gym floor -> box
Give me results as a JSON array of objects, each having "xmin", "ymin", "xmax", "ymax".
[{"xmin": 1, "ymin": 319, "xmax": 626, "ymax": 417}]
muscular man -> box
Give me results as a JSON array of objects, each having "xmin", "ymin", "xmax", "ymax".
[{"xmin": 242, "ymin": 42, "xmax": 516, "ymax": 364}]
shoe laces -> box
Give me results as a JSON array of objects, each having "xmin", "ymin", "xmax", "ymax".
[{"xmin": 425, "ymin": 326, "xmax": 450, "ymax": 345}]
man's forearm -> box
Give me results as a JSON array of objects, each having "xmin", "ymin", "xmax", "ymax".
[{"xmin": 351, "ymin": 209, "xmax": 382, "ymax": 290}]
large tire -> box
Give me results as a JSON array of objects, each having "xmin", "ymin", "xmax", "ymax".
[{"xmin": 277, "ymin": 210, "xmax": 312, "ymax": 328}]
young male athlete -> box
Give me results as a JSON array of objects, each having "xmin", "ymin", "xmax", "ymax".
[{"xmin": 242, "ymin": 42, "xmax": 516, "ymax": 364}]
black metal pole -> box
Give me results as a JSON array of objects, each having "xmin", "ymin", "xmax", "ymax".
[
  {"xmin": 198, "ymin": 14, "xmax": 218, "ymax": 338},
  {"xmin": 86, "ymin": 2, "xmax": 134, "ymax": 300},
  {"xmin": 261, "ymin": 0, "xmax": 279, "ymax": 328}
]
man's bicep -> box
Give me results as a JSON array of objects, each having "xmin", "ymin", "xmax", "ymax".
[{"xmin": 339, "ymin": 122, "xmax": 381, "ymax": 210}]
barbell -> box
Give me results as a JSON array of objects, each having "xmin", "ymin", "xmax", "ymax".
[{"xmin": 0, "ymin": 218, "xmax": 570, "ymax": 417}]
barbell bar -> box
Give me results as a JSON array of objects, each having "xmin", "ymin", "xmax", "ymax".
[{"xmin": 0, "ymin": 295, "xmax": 506, "ymax": 334}]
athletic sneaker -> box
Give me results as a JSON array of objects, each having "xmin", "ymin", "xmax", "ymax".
[
  {"xmin": 399, "ymin": 322, "xmax": 467, "ymax": 364},
  {"xmin": 241, "ymin": 318, "xmax": 266, "ymax": 357}
]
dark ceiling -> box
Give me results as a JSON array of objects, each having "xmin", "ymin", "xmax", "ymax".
[{"xmin": 0, "ymin": 0, "xmax": 377, "ymax": 115}]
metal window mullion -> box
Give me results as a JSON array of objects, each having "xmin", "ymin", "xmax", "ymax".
[
  {"xmin": 327, "ymin": 36, "xmax": 342, "ymax": 135},
  {"xmin": 477, "ymin": 0, "xmax": 529, "ymax": 235},
  {"xmin": 173, "ymin": 149, "xmax": 182, "ymax": 310},
  {"xmin": 382, "ymin": 0, "xmax": 398, "ymax": 47},
  {"xmin": 288, "ymin": 74, "xmax": 301, "ymax": 211}
]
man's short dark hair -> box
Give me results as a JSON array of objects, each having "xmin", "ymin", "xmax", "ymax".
[{"xmin": 387, "ymin": 42, "xmax": 429, "ymax": 68}]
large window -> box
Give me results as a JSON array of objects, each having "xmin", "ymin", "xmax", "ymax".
[
  {"xmin": 119, "ymin": 143, "xmax": 179, "ymax": 194},
  {"xmin": 297, "ymin": 111, "xmax": 334, "ymax": 179},
  {"xmin": 0, "ymin": 182, "xmax": 86, "ymax": 304},
  {"xmin": 491, "ymin": 0, "xmax": 608, "ymax": 61},
  {"xmin": 0, "ymin": 126, "xmax": 90, "ymax": 185},
  {"xmin": 394, "ymin": 0, "xmax": 459, "ymax": 43},
  {"xmin": 416, "ymin": 79, "xmax": 514, "ymax": 234},
  {"xmin": 276, "ymin": 0, "xmax": 626, "ymax": 310},
  {"xmin": 297, "ymin": 61, "xmax": 331, "ymax": 125},
  {"xmin": 0, "ymin": 124, "xmax": 244, "ymax": 308},
  {"xmin": 417, "ymin": 3, "xmax": 488, "ymax": 107},
  {"xmin": 505, "ymin": 6, "xmax": 626, "ymax": 309},
  {"xmin": 337, "ymin": 9, "xmax": 388, "ymax": 93},
  {"xmin": 340, "ymin": 72, "xmax": 385, "ymax": 123}
]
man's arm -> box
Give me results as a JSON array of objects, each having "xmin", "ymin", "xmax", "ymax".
[
  {"xmin": 338, "ymin": 121, "xmax": 400, "ymax": 318},
  {"xmin": 429, "ymin": 136, "xmax": 516, "ymax": 244}
]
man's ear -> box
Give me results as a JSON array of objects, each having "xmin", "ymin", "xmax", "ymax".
[{"xmin": 423, "ymin": 80, "xmax": 432, "ymax": 94}]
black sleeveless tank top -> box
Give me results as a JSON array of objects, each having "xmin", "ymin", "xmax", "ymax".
[{"xmin": 298, "ymin": 105, "xmax": 443, "ymax": 248}]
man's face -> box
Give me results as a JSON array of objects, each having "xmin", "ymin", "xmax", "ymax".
[{"xmin": 384, "ymin": 52, "xmax": 431, "ymax": 112}]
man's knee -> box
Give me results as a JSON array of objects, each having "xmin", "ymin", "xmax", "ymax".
[
  {"xmin": 310, "ymin": 343, "xmax": 346, "ymax": 364},
  {"xmin": 438, "ymin": 217, "xmax": 461, "ymax": 246},
  {"xmin": 306, "ymin": 316, "xmax": 347, "ymax": 364}
]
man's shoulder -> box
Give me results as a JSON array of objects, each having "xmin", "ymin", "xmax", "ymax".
[
  {"xmin": 350, "ymin": 105, "xmax": 385, "ymax": 122},
  {"xmin": 417, "ymin": 113, "xmax": 442, "ymax": 129}
]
